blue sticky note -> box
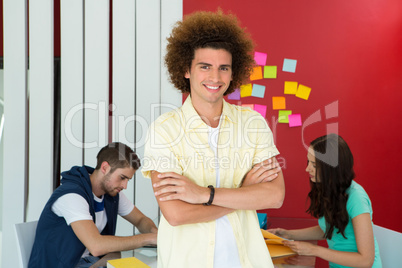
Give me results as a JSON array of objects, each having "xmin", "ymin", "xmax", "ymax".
[
  {"xmin": 282, "ymin": 58, "xmax": 297, "ymax": 73},
  {"xmin": 257, "ymin": 213, "xmax": 267, "ymax": 229},
  {"xmin": 251, "ymin": 84, "xmax": 266, "ymax": 98},
  {"xmin": 228, "ymin": 88, "xmax": 241, "ymax": 100}
]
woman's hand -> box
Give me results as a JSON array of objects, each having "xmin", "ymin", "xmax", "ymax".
[
  {"xmin": 267, "ymin": 228, "xmax": 292, "ymax": 239},
  {"xmin": 284, "ymin": 255, "xmax": 316, "ymax": 266},
  {"xmin": 282, "ymin": 240, "xmax": 317, "ymax": 256}
]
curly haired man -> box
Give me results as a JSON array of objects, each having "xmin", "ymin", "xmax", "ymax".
[{"xmin": 142, "ymin": 10, "xmax": 284, "ymax": 268}]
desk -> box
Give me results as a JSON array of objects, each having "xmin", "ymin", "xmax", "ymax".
[{"xmin": 92, "ymin": 217, "xmax": 328, "ymax": 268}]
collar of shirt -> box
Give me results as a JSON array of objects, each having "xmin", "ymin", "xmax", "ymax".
[
  {"xmin": 181, "ymin": 95, "xmax": 236, "ymax": 130},
  {"xmin": 93, "ymin": 197, "xmax": 105, "ymax": 212}
]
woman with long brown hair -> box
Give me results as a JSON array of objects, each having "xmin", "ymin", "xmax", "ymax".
[{"xmin": 270, "ymin": 134, "xmax": 382, "ymax": 267}]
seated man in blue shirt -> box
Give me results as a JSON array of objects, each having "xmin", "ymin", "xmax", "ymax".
[{"xmin": 29, "ymin": 142, "xmax": 157, "ymax": 268}]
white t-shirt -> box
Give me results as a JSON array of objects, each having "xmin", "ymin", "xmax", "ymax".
[
  {"xmin": 52, "ymin": 192, "xmax": 134, "ymax": 257},
  {"xmin": 208, "ymin": 124, "xmax": 242, "ymax": 268}
]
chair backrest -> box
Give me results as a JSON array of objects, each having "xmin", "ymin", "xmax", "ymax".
[
  {"xmin": 14, "ymin": 220, "xmax": 38, "ymax": 268},
  {"xmin": 373, "ymin": 224, "xmax": 402, "ymax": 267}
]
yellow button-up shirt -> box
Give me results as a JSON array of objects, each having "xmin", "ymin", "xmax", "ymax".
[{"xmin": 142, "ymin": 96, "xmax": 279, "ymax": 268}]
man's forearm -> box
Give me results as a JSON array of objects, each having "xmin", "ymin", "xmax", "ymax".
[
  {"xmin": 212, "ymin": 170, "xmax": 285, "ymax": 210},
  {"xmin": 159, "ymin": 200, "xmax": 234, "ymax": 226},
  {"xmin": 136, "ymin": 216, "xmax": 158, "ymax": 234},
  {"xmin": 89, "ymin": 233, "xmax": 156, "ymax": 256},
  {"xmin": 71, "ymin": 220, "xmax": 157, "ymax": 257}
]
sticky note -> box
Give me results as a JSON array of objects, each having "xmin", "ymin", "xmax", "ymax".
[
  {"xmin": 272, "ymin": 96, "xmax": 286, "ymax": 110},
  {"xmin": 251, "ymin": 84, "xmax": 266, "ymax": 98},
  {"xmin": 264, "ymin": 66, "xmax": 277, "ymax": 79},
  {"xmin": 242, "ymin": 104, "xmax": 254, "ymax": 110},
  {"xmin": 288, "ymin": 114, "xmax": 302, "ymax": 127},
  {"xmin": 108, "ymin": 257, "xmax": 150, "ymax": 268},
  {"xmin": 282, "ymin": 58, "xmax": 297, "ymax": 73},
  {"xmin": 278, "ymin": 110, "xmax": 292, "ymax": 123},
  {"xmin": 250, "ymin": 66, "xmax": 263, "ymax": 80},
  {"xmin": 240, "ymin": 84, "xmax": 253, "ymax": 97},
  {"xmin": 254, "ymin": 104, "xmax": 267, "ymax": 118},
  {"xmin": 228, "ymin": 88, "xmax": 241, "ymax": 100},
  {"xmin": 254, "ymin": 51, "xmax": 267, "ymax": 66},
  {"xmin": 284, "ymin": 81, "xmax": 298, "ymax": 95},
  {"xmin": 295, "ymin": 84, "xmax": 311, "ymax": 100}
]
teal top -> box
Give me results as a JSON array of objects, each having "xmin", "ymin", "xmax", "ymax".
[{"xmin": 318, "ymin": 180, "xmax": 382, "ymax": 268}]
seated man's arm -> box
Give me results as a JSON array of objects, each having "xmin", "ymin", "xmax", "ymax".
[
  {"xmin": 71, "ymin": 220, "xmax": 156, "ymax": 257},
  {"xmin": 122, "ymin": 206, "xmax": 158, "ymax": 234},
  {"xmin": 53, "ymin": 194, "xmax": 156, "ymax": 257}
]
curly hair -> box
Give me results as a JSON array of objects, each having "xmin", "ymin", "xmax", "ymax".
[
  {"xmin": 165, "ymin": 10, "xmax": 255, "ymax": 95},
  {"xmin": 306, "ymin": 134, "xmax": 355, "ymax": 240}
]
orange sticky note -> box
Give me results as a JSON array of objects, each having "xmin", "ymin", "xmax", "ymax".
[
  {"xmin": 240, "ymin": 84, "xmax": 253, "ymax": 97},
  {"xmin": 296, "ymin": 84, "xmax": 311, "ymax": 100},
  {"xmin": 250, "ymin": 66, "xmax": 263, "ymax": 81},
  {"xmin": 242, "ymin": 104, "xmax": 254, "ymax": 110},
  {"xmin": 272, "ymin": 97, "xmax": 286, "ymax": 110},
  {"xmin": 284, "ymin": 81, "xmax": 298, "ymax": 95}
]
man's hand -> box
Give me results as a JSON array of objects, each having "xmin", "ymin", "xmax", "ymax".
[
  {"xmin": 242, "ymin": 158, "xmax": 281, "ymax": 187},
  {"xmin": 153, "ymin": 172, "xmax": 210, "ymax": 204},
  {"xmin": 141, "ymin": 232, "xmax": 157, "ymax": 247}
]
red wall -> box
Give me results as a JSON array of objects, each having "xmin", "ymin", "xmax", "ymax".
[{"xmin": 184, "ymin": 0, "xmax": 402, "ymax": 232}]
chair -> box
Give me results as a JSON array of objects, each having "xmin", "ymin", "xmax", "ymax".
[
  {"xmin": 373, "ymin": 224, "xmax": 402, "ymax": 267},
  {"xmin": 14, "ymin": 220, "xmax": 38, "ymax": 268}
]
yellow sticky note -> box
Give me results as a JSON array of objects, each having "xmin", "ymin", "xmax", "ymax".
[
  {"xmin": 107, "ymin": 257, "xmax": 150, "ymax": 268},
  {"xmin": 240, "ymin": 83, "xmax": 253, "ymax": 97},
  {"xmin": 250, "ymin": 66, "xmax": 263, "ymax": 81},
  {"xmin": 278, "ymin": 110, "xmax": 292, "ymax": 123},
  {"xmin": 272, "ymin": 97, "xmax": 286, "ymax": 110},
  {"xmin": 296, "ymin": 84, "xmax": 311, "ymax": 100},
  {"xmin": 284, "ymin": 81, "xmax": 298, "ymax": 95},
  {"xmin": 264, "ymin": 66, "xmax": 277, "ymax": 79}
]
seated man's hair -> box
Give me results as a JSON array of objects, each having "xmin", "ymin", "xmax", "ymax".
[{"xmin": 95, "ymin": 142, "xmax": 141, "ymax": 173}]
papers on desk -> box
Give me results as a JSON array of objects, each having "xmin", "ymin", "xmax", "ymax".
[
  {"xmin": 107, "ymin": 257, "xmax": 150, "ymax": 268},
  {"xmin": 261, "ymin": 229, "xmax": 296, "ymax": 258}
]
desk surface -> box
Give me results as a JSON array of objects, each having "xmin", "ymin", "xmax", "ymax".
[{"xmin": 94, "ymin": 217, "xmax": 329, "ymax": 268}]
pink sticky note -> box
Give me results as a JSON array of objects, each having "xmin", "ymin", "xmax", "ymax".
[
  {"xmin": 254, "ymin": 104, "xmax": 267, "ymax": 118},
  {"xmin": 254, "ymin": 52, "xmax": 267, "ymax": 66},
  {"xmin": 288, "ymin": 114, "xmax": 302, "ymax": 127},
  {"xmin": 228, "ymin": 88, "xmax": 241, "ymax": 100}
]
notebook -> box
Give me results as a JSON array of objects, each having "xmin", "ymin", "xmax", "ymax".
[{"xmin": 107, "ymin": 257, "xmax": 150, "ymax": 268}]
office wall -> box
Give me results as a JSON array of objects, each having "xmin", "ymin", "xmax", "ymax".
[
  {"xmin": 184, "ymin": 0, "xmax": 402, "ymax": 232},
  {"xmin": 1, "ymin": 1, "xmax": 182, "ymax": 267},
  {"xmin": 0, "ymin": 70, "xmax": 3, "ymax": 231}
]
